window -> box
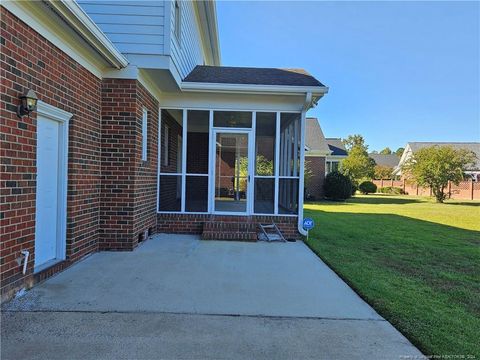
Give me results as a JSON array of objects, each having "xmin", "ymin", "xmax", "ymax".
[
  {"xmin": 142, "ymin": 108, "xmax": 148, "ymax": 161},
  {"xmin": 163, "ymin": 125, "xmax": 169, "ymax": 166},
  {"xmin": 174, "ymin": 0, "xmax": 181, "ymax": 42}
]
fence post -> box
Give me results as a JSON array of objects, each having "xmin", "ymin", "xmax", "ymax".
[{"xmin": 470, "ymin": 179, "xmax": 474, "ymax": 200}]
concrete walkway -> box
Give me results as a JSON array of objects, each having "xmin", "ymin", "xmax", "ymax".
[{"xmin": 2, "ymin": 234, "xmax": 422, "ymax": 359}]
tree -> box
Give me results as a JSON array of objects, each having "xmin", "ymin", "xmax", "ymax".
[
  {"xmin": 402, "ymin": 145, "xmax": 476, "ymax": 203},
  {"xmin": 395, "ymin": 147, "xmax": 405, "ymax": 156},
  {"xmin": 374, "ymin": 165, "xmax": 394, "ymax": 180},
  {"xmin": 342, "ymin": 134, "xmax": 367, "ymax": 152},
  {"xmin": 380, "ymin": 147, "xmax": 392, "ymax": 155},
  {"xmin": 341, "ymin": 145, "xmax": 376, "ymax": 185}
]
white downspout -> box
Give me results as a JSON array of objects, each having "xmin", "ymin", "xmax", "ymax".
[{"xmin": 297, "ymin": 92, "xmax": 312, "ymax": 237}]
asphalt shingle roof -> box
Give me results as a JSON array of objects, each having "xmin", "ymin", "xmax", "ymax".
[
  {"xmin": 326, "ymin": 138, "xmax": 348, "ymax": 156},
  {"xmin": 369, "ymin": 154, "xmax": 400, "ymax": 168},
  {"xmin": 184, "ymin": 65, "xmax": 325, "ymax": 87},
  {"xmin": 408, "ymin": 142, "xmax": 480, "ymax": 170},
  {"xmin": 305, "ymin": 118, "xmax": 331, "ymax": 154}
]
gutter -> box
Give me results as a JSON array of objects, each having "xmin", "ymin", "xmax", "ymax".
[
  {"xmin": 181, "ymin": 81, "xmax": 329, "ymax": 97},
  {"xmin": 46, "ymin": 0, "xmax": 128, "ymax": 69}
]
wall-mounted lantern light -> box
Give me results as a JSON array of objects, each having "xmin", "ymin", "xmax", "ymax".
[{"xmin": 17, "ymin": 89, "xmax": 38, "ymax": 118}]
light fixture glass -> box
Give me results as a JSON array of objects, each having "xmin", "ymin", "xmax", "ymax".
[{"xmin": 17, "ymin": 89, "xmax": 38, "ymax": 118}]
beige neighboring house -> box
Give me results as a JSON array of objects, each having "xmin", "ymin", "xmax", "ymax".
[
  {"xmin": 305, "ymin": 118, "xmax": 332, "ymax": 199},
  {"xmin": 393, "ymin": 142, "xmax": 480, "ymax": 181}
]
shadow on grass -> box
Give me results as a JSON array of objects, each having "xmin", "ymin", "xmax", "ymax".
[
  {"xmin": 306, "ymin": 196, "xmax": 422, "ymax": 205},
  {"xmin": 443, "ymin": 201, "xmax": 480, "ymax": 207},
  {"xmin": 303, "ymin": 210, "xmax": 480, "ymax": 355}
]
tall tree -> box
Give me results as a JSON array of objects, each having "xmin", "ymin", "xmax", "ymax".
[
  {"xmin": 380, "ymin": 147, "xmax": 392, "ymax": 155},
  {"xmin": 395, "ymin": 147, "xmax": 405, "ymax": 156},
  {"xmin": 341, "ymin": 146, "xmax": 376, "ymax": 185},
  {"xmin": 402, "ymin": 145, "xmax": 476, "ymax": 203},
  {"xmin": 342, "ymin": 134, "xmax": 367, "ymax": 152}
]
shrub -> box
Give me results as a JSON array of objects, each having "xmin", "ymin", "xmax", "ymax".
[
  {"xmin": 358, "ymin": 181, "xmax": 377, "ymax": 194},
  {"xmin": 324, "ymin": 171, "xmax": 353, "ymax": 200},
  {"xmin": 378, "ymin": 186, "xmax": 405, "ymax": 195}
]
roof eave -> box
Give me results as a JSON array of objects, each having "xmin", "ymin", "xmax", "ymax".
[
  {"xmin": 46, "ymin": 0, "xmax": 128, "ymax": 69},
  {"xmin": 195, "ymin": 1, "xmax": 221, "ymax": 66},
  {"xmin": 180, "ymin": 81, "xmax": 329, "ymax": 96}
]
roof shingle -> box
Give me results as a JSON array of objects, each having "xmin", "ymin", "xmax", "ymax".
[
  {"xmin": 184, "ymin": 65, "xmax": 325, "ymax": 87},
  {"xmin": 326, "ymin": 138, "xmax": 348, "ymax": 156}
]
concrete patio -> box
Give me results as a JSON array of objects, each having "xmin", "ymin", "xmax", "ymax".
[{"xmin": 2, "ymin": 234, "xmax": 422, "ymax": 359}]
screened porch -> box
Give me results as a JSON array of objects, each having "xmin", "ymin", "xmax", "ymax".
[{"xmin": 157, "ymin": 109, "xmax": 303, "ymax": 217}]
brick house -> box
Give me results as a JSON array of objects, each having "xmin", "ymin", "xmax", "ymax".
[
  {"xmin": 304, "ymin": 119, "xmax": 348, "ymax": 200},
  {"xmin": 304, "ymin": 118, "xmax": 331, "ymax": 200},
  {"xmin": 0, "ymin": 0, "xmax": 328, "ymax": 301}
]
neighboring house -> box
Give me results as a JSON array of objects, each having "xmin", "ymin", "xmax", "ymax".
[
  {"xmin": 325, "ymin": 138, "xmax": 348, "ymax": 173},
  {"xmin": 1, "ymin": 1, "xmax": 328, "ymax": 300},
  {"xmin": 393, "ymin": 142, "xmax": 480, "ymax": 180},
  {"xmin": 370, "ymin": 154, "xmax": 400, "ymax": 169},
  {"xmin": 304, "ymin": 118, "xmax": 331, "ymax": 200}
]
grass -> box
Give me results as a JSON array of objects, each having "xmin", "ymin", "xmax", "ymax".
[{"xmin": 304, "ymin": 195, "xmax": 480, "ymax": 356}]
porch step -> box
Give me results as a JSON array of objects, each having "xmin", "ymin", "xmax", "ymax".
[
  {"xmin": 258, "ymin": 223, "xmax": 286, "ymax": 242},
  {"xmin": 201, "ymin": 221, "xmax": 257, "ymax": 242}
]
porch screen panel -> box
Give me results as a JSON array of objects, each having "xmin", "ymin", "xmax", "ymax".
[
  {"xmin": 185, "ymin": 110, "xmax": 209, "ymax": 212},
  {"xmin": 185, "ymin": 176, "xmax": 208, "ymax": 212},
  {"xmin": 214, "ymin": 111, "xmax": 252, "ymax": 128},
  {"xmin": 159, "ymin": 109, "xmax": 183, "ymax": 211},
  {"xmin": 279, "ymin": 113, "xmax": 301, "ymax": 214},
  {"xmin": 159, "ymin": 175, "xmax": 182, "ymax": 211},
  {"xmin": 254, "ymin": 112, "xmax": 276, "ymax": 214},
  {"xmin": 160, "ymin": 109, "xmax": 183, "ymax": 173},
  {"xmin": 186, "ymin": 110, "xmax": 209, "ymax": 174}
]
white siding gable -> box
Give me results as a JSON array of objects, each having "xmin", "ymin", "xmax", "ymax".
[{"xmin": 77, "ymin": 1, "xmax": 165, "ymax": 55}]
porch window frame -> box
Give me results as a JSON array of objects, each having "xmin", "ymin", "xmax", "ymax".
[{"xmin": 157, "ymin": 107, "xmax": 303, "ymax": 217}]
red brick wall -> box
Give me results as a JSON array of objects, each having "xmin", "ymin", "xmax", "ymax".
[
  {"xmin": 100, "ymin": 79, "xmax": 159, "ymax": 250},
  {"xmin": 157, "ymin": 214, "xmax": 300, "ymax": 239},
  {"xmin": 1, "ymin": 8, "xmax": 160, "ymax": 300},
  {"xmin": 133, "ymin": 83, "xmax": 159, "ymax": 241},
  {"xmin": 305, "ymin": 156, "xmax": 326, "ymax": 200},
  {"xmin": 1, "ymin": 8, "xmax": 102, "ymax": 299}
]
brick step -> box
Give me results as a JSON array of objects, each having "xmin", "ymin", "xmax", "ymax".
[{"xmin": 201, "ymin": 221, "xmax": 258, "ymax": 242}]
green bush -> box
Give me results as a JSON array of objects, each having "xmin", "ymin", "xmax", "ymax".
[
  {"xmin": 378, "ymin": 186, "xmax": 405, "ymax": 195},
  {"xmin": 324, "ymin": 171, "xmax": 353, "ymax": 200},
  {"xmin": 358, "ymin": 181, "xmax": 377, "ymax": 194}
]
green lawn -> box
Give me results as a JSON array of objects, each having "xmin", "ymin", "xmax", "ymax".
[{"xmin": 304, "ymin": 195, "xmax": 480, "ymax": 356}]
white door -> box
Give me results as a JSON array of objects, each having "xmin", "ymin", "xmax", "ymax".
[
  {"xmin": 212, "ymin": 130, "xmax": 253, "ymax": 214},
  {"xmin": 34, "ymin": 116, "xmax": 60, "ymax": 268}
]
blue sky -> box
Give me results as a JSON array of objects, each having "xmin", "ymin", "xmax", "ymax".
[{"xmin": 216, "ymin": 1, "xmax": 479, "ymax": 152}]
